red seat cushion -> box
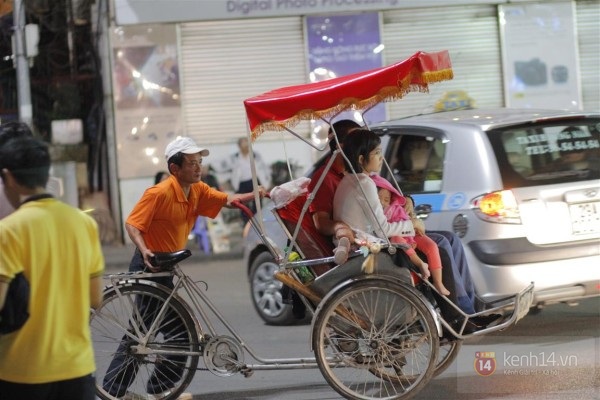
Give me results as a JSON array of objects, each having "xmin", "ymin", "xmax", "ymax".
[{"xmin": 275, "ymin": 193, "xmax": 334, "ymax": 275}]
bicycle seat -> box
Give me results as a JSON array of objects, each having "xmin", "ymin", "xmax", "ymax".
[{"xmin": 150, "ymin": 249, "xmax": 192, "ymax": 270}]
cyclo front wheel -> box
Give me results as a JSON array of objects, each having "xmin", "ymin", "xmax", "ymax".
[
  {"xmin": 91, "ymin": 282, "xmax": 200, "ymax": 400},
  {"xmin": 312, "ymin": 278, "xmax": 439, "ymax": 400}
]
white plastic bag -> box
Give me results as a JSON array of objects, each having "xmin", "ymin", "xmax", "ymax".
[{"xmin": 269, "ymin": 177, "xmax": 311, "ymax": 209}]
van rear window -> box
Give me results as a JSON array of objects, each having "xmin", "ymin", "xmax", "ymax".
[{"xmin": 489, "ymin": 119, "xmax": 600, "ymax": 187}]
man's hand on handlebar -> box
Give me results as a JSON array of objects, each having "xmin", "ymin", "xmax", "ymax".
[{"xmin": 227, "ymin": 186, "xmax": 268, "ymax": 206}]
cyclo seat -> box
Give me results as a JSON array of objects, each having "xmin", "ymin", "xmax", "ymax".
[
  {"xmin": 274, "ymin": 193, "xmax": 334, "ymax": 276},
  {"xmin": 150, "ymin": 249, "xmax": 192, "ymax": 270}
]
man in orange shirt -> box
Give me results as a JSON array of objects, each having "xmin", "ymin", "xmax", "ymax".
[{"xmin": 103, "ymin": 136, "xmax": 265, "ymax": 398}]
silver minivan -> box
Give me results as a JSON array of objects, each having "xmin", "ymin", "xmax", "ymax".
[{"xmin": 243, "ymin": 108, "xmax": 600, "ymax": 324}]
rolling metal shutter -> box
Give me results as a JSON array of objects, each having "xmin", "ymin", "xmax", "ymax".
[
  {"xmin": 576, "ymin": 0, "xmax": 600, "ymax": 111},
  {"xmin": 382, "ymin": 4, "xmax": 503, "ymax": 119},
  {"xmin": 178, "ymin": 17, "xmax": 307, "ymax": 145}
]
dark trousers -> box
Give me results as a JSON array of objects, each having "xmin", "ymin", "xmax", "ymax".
[
  {"xmin": 395, "ymin": 245, "xmax": 462, "ymax": 323},
  {"xmin": 102, "ymin": 249, "xmax": 188, "ymax": 396},
  {"xmin": 428, "ymin": 230, "xmax": 476, "ymax": 313},
  {"xmin": 237, "ymin": 179, "xmax": 258, "ymax": 224},
  {"xmin": 0, "ymin": 374, "xmax": 95, "ymax": 400}
]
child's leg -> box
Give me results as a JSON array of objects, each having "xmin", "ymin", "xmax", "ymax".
[
  {"xmin": 414, "ymin": 235, "xmax": 449, "ymax": 295},
  {"xmin": 392, "ymin": 236, "xmax": 430, "ymax": 279},
  {"xmin": 429, "ymin": 267, "xmax": 450, "ymax": 296},
  {"xmin": 333, "ymin": 237, "xmax": 351, "ymax": 265}
]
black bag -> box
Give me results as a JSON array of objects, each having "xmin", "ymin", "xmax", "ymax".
[{"xmin": 0, "ymin": 272, "xmax": 30, "ymax": 334}]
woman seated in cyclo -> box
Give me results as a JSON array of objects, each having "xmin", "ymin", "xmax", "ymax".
[
  {"xmin": 306, "ymin": 120, "xmax": 500, "ymax": 331},
  {"xmin": 332, "ymin": 128, "xmax": 450, "ymax": 296},
  {"xmin": 330, "ymin": 128, "xmax": 496, "ymax": 333}
]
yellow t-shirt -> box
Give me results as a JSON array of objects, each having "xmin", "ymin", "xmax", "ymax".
[{"xmin": 0, "ymin": 198, "xmax": 104, "ymax": 383}]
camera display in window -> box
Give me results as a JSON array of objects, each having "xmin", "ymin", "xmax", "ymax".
[{"xmin": 514, "ymin": 58, "xmax": 547, "ymax": 86}]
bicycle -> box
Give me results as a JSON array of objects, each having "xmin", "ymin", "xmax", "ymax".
[
  {"xmin": 91, "ymin": 246, "xmax": 443, "ymax": 400},
  {"xmin": 91, "ymin": 241, "xmax": 532, "ymax": 400}
]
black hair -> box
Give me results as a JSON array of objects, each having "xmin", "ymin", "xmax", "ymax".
[
  {"xmin": 167, "ymin": 152, "xmax": 185, "ymax": 170},
  {"xmin": 328, "ymin": 119, "xmax": 361, "ymax": 152},
  {"xmin": 0, "ymin": 121, "xmax": 33, "ymax": 148},
  {"xmin": 341, "ymin": 129, "xmax": 381, "ymax": 173},
  {"xmin": 154, "ymin": 171, "xmax": 169, "ymax": 184},
  {"xmin": 0, "ymin": 136, "xmax": 50, "ymax": 189}
]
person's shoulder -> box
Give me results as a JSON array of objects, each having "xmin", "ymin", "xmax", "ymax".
[
  {"xmin": 149, "ymin": 179, "xmax": 176, "ymax": 194},
  {"xmin": 353, "ymin": 173, "xmax": 373, "ymax": 184},
  {"xmin": 357, "ymin": 174, "xmax": 378, "ymax": 194},
  {"xmin": 193, "ymin": 181, "xmax": 220, "ymax": 194},
  {"xmin": 338, "ymin": 173, "xmax": 355, "ymax": 187}
]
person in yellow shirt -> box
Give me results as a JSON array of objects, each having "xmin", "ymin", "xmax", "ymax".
[
  {"xmin": 0, "ymin": 121, "xmax": 33, "ymax": 219},
  {"xmin": 0, "ymin": 136, "xmax": 104, "ymax": 400}
]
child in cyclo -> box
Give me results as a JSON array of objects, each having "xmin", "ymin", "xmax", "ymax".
[
  {"xmin": 372, "ymin": 174, "xmax": 450, "ymax": 295},
  {"xmin": 332, "ymin": 128, "xmax": 450, "ymax": 295}
]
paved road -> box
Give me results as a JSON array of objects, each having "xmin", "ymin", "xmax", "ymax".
[{"xmin": 100, "ymin": 257, "xmax": 600, "ymax": 400}]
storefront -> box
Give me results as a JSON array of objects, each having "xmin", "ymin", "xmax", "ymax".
[{"xmin": 106, "ymin": 0, "xmax": 599, "ymax": 240}]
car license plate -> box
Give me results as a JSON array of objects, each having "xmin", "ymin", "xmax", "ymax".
[
  {"xmin": 569, "ymin": 201, "xmax": 600, "ymax": 235},
  {"xmin": 516, "ymin": 283, "xmax": 534, "ymax": 322}
]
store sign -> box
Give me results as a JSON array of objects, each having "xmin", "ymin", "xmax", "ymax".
[
  {"xmin": 114, "ymin": 0, "xmax": 498, "ymax": 25},
  {"xmin": 305, "ymin": 12, "xmax": 385, "ymax": 132},
  {"xmin": 499, "ymin": 2, "xmax": 581, "ymax": 110},
  {"xmin": 304, "ymin": 13, "xmax": 386, "ymax": 144}
]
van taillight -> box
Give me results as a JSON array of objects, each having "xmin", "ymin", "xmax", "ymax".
[{"xmin": 472, "ymin": 190, "xmax": 521, "ymax": 223}]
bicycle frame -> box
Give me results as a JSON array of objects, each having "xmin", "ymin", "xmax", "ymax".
[
  {"xmin": 105, "ymin": 268, "xmax": 324, "ymax": 370},
  {"xmin": 94, "ymin": 244, "xmax": 532, "ymax": 400}
]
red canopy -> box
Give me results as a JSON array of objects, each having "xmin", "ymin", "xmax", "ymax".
[{"xmin": 244, "ymin": 50, "xmax": 453, "ymax": 140}]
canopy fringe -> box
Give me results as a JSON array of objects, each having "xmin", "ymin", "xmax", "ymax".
[
  {"xmin": 248, "ymin": 51, "xmax": 454, "ymax": 140},
  {"xmin": 250, "ymin": 75, "xmax": 447, "ymax": 140}
]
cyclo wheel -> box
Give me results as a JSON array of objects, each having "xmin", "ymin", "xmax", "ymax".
[
  {"xmin": 435, "ymin": 339, "xmax": 462, "ymax": 377},
  {"xmin": 312, "ymin": 277, "xmax": 439, "ymax": 400},
  {"xmin": 91, "ymin": 282, "xmax": 200, "ymax": 400}
]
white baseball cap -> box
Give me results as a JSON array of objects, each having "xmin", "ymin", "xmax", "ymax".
[{"xmin": 165, "ymin": 136, "xmax": 209, "ymax": 161}]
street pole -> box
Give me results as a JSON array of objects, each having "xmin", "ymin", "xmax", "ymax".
[{"xmin": 13, "ymin": 0, "xmax": 33, "ymax": 127}]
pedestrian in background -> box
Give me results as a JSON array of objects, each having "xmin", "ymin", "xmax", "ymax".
[
  {"xmin": 0, "ymin": 136, "xmax": 104, "ymax": 400},
  {"xmin": 229, "ymin": 136, "xmax": 270, "ymax": 224},
  {"xmin": 154, "ymin": 170, "xmax": 169, "ymax": 184},
  {"xmin": 201, "ymin": 164, "xmax": 220, "ymax": 189}
]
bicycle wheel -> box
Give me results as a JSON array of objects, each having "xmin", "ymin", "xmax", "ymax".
[
  {"xmin": 312, "ymin": 278, "xmax": 439, "ymax": 400},
  {"xmin": 91, "ymin": 283, "xmax": 200, "ymax": 400},
  {"xmin": 434, "ymin": 339, "xmax": 462, "ymax": 377}
]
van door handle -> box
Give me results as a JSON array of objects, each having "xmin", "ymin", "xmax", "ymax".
[{"xmin": 414, "ymin": 204, "xmax": 432, "ymax": 220}]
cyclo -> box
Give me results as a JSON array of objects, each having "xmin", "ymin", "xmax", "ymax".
[{"xmin": 90, "ymin": 51, "xmax": 534, "ymax": 400}]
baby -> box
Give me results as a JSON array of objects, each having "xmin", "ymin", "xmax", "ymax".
[{"xmin": 372, "ymin": 175, "xmax": 450, "ymax": 295}]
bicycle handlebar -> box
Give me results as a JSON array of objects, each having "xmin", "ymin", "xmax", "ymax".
[{"xmin": 231, "ymin": 200, "xmax": 255, "ymax": 220}]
